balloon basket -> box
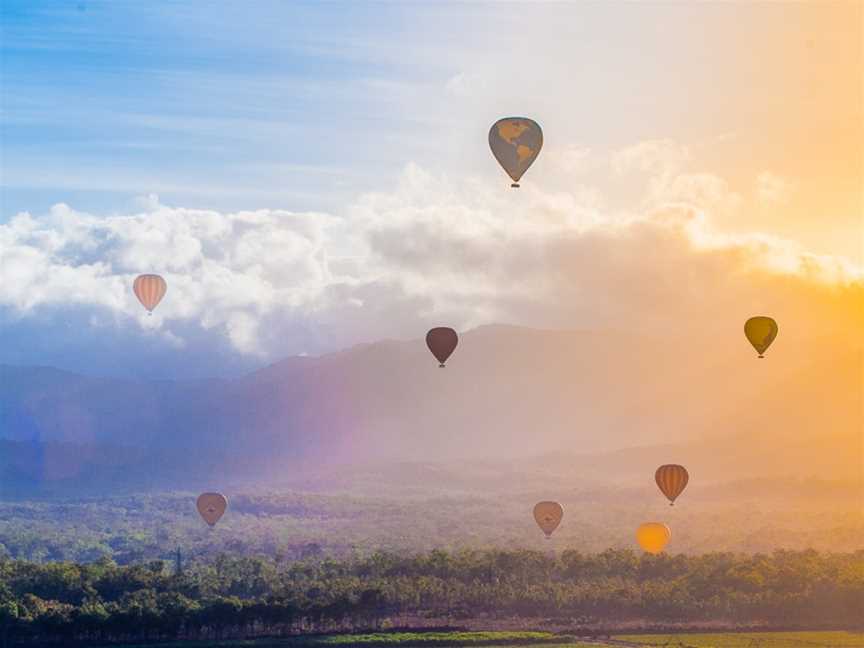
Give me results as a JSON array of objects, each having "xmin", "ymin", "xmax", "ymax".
[
  {"xmin": 511, "ymin": 183, "xmax": 520, "ymax": 188},
  {"xmin": 439, "ymin": 363, "xmax": 446, "ymax": 368}
]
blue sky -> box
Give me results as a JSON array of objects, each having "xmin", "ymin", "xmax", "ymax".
[
  {"xmin": 1, "ymin": 2, "xmax": 860, "ymax": 378},
  {"xmin": 3, "ymin": 1, "xmax": 439, "ymax": 215},
  {"xmin": 4, "ymin": 1, "xmax": 813, "ymax": 218}
]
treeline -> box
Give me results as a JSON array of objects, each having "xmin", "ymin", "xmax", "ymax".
[{"xmin": 0, "ymin": 548, "xmax": 861, "ymax": 644}]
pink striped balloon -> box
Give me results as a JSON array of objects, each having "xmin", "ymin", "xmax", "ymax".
[{"xmin": 133, "ymin": 274, "xmax": 167, "ymax": 313}]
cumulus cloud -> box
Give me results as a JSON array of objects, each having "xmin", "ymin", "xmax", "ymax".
[
  {"xmin": 756, "ymin": 171, "xmax": 793, "ymax": 205},
  {"xmin": 1, "ymin": 142, "xmax": 860, "ymax": 376}
]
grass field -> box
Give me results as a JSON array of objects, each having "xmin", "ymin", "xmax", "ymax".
[
  {"xmin": 615, "ymin": 632, "xmax": 864, "ymax": 647},
  {"xmin": 85, "ymin": 630, "xmax": 864, "ymax": 648},
  {"xmin": 107, "ymin": 631, "xmax": 586, "ymax": 648}
]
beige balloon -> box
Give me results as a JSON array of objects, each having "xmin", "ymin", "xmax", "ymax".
[
  {"xmin": 196, "ymin": 492, "xmax": 228, "ymax": 527},
  {"xmin": 533, "ymin": 501, "xmax": 564, "ymax": 537}
]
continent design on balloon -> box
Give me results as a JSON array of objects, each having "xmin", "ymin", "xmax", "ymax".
[{"xmin": 489, "ymin": 117, "xmax": 543, "ymax": 187}]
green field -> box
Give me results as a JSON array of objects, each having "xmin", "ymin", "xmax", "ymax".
[
  {"xmin": 615, "ymin": 632, "xmax": 864, "ymax": 647},
  {"xmin": 80, "ymin": 630, "xmax": 864, "ymax": 648},
  {"xmin": 97, "ymin": 632, "xmax": 589, "ymax": 648}
]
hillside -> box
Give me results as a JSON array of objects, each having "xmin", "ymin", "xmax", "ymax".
[{"xmin": 1, "ymin": 325, "xmax": 860, "ymax": 493}]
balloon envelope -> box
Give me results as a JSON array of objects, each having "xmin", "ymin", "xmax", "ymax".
[
  {"xmin": 196, "ymin": 492, "xmax": 228, "ymax": 527},
  {"xmin": 655, "ymin": 464, "xmax": 689, "ymax": 505},
  {"xmin": 533, "ymin": 501, "xmax": 564, "ymax": 537},
  {"xmin": 133, "ymin": 274, "xmax": 167, "ymax": 313},
  {"xmin": 636, "ymin": 522, "xmax": 671, "ymax": 554},
  {"xmin": 489, "ymin": 117, "xmax": 543, "ymax": 187},
  {"xmin": 426, "ymin": 327, "xmax": 458, "ymax": 367},
  {"xmin": 744, "ymin": 316, "xmax": 778, "ymax": 357}
]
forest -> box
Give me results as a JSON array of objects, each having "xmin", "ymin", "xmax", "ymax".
[
  {"xmin": 0, "ymin": 548, "xmax": 861, "ymax": 644},
  {"xmin": 1, "ymin": 479, "xmax": 862, "ymax": 565}
]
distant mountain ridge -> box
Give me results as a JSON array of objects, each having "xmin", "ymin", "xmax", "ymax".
[{"xmin": 1, "ymin": 324, "xmax": 860, "ymax": 493}]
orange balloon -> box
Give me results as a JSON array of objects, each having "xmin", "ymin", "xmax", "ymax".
[
  {"xmin": 533, "ymin": 501, "xmax": 564, "ymax": 537},
  {"xmin": 196, "ymin": 492, "xmax": 228, "ymax": 527},
  {"xmin": 133, "ymin": 274, "xmax": 167, "ymax": 313},
  {"xmin": 636, "ymin": 522, "xmax": 671, "ymax": 554},
  {"xmin": 655, "ymin": 464, "xmax": 689, "ymax": 505}
]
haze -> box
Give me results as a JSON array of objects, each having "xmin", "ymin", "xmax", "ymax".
[{"xmin": 0, "ymin": 1, "xmax": 861, "ymax": 556}]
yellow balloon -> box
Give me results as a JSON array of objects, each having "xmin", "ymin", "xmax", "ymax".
[
  {"xmin": 533, "ymin": 501, "xmax": 563, "ymax": 537},
  {"xmin": 636, "ymin": 522, "xmax": 671, "ymax": 554},
  {"xmin": 744, "ymin": 316, "xmax": 778, "ymax": 358}
]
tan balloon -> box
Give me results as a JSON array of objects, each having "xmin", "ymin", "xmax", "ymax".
[
  {"xmin": 133, "ymin": 274, "xmax": 167, "ymax": 314},
  {"xmin": 196, "ymin": 492, "xmax": 228, "ymax": 527},
  {"xmin": 533, "ymin": 501, "xmax": 564, "ymax": 537},
  {"xmin": 636, "ymin": 522, "xmax": 671, "ymax": 554}
]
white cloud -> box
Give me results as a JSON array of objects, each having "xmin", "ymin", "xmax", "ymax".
[
  {"xmin": 756, "ymin": 171, "xmax": 793, "ymax": 205},
  {"xmin": 612, "ymin": 139, "xmax": 690, "ymax": 177},
  {"xmin": 1, "ymin": 143, "xmax": 860, "ymax": 368}
]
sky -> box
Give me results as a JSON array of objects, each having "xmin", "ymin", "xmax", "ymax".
[{"xmin": 1, "ymin": 1, "xmax": 862, "ymax": 378}]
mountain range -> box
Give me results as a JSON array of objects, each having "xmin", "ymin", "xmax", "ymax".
[{"xmin": 1, "ymin": 324, "xmax": 860, "ymax": 495}]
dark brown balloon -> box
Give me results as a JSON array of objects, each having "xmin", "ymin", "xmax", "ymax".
[
  {"xmin": 655, "ymin": 464, "xmax": 689, "ymax": 505},
  {"xmin": 426, "ymin": 327, "xmax": 458, "ymax": 367},
  {"xmin": 196, "ymin": 492, "xmax": 228, "ymax": 527}
]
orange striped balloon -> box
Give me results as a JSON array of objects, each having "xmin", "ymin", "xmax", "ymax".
[
  {"xmin": 133, "ymin": 274, "xmax": 167, "ymax": 313},
  {"xmin": 655, "ymin": 464, "xmax": 689, "ymax": 505}
]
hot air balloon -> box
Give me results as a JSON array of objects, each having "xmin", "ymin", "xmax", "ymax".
[
  {"xmin": 533, "ymin": 501, "xmax": 563, "ymax": 538},
  {"xmin": 196, "ymin": 492, "xmax": 228, "ymax": 527},
  {"xmin": 744, "ymin": 316, "xmax": 778, "ymax": 358},
  {"xmin": 636, "ymin": 522, "xmax": 671, "ymax": 554},
  {"xmin": 426, "ymin": 327, "xmax": 458, "ymax": 367},
  {"xmin": 133, "ymin": 274, "xmax": 167, "ymax": 314},
  {"xmin": 489, "ymin": 117, "xmax": 543, "ymax": 188},
  {"xmin": 655, "ymin": 464, "xmax": 689, "ymax": 506}
]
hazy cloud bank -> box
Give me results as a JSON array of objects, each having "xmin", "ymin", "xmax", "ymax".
[{"xmin": 1, "ymin": 143, "xmax": 860, "ymax": 377}]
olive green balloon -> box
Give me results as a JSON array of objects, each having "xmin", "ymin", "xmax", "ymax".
[{"xmin": 744, "ymin": 316, "xmax": 778, "ymax": 358}]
